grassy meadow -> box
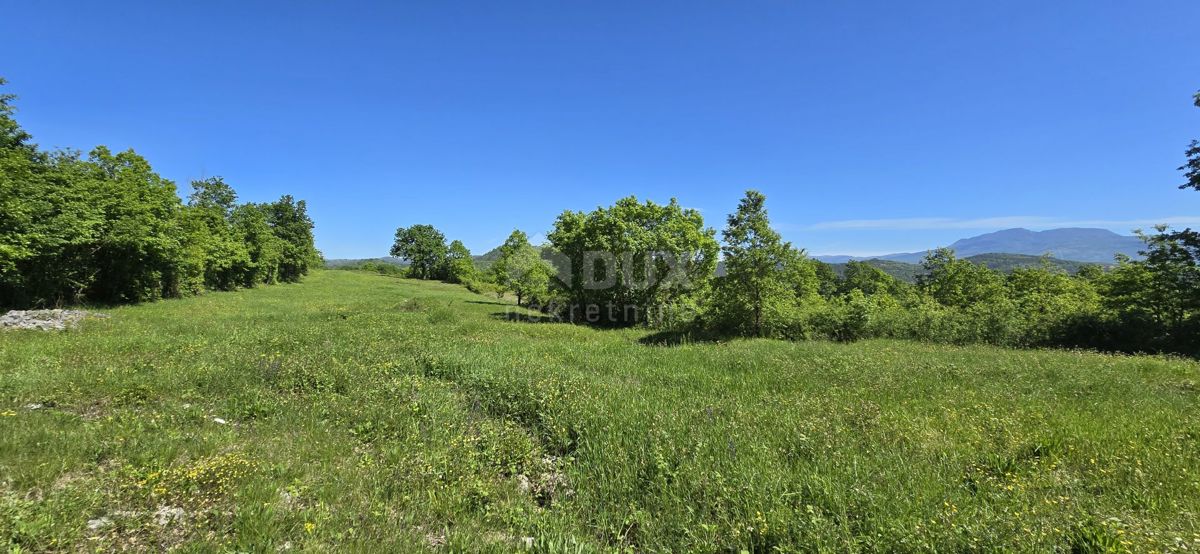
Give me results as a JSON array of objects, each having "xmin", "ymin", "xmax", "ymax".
[{"xmin": 2, "ymin": 270, "xmax": 1199, "ymax": 552}]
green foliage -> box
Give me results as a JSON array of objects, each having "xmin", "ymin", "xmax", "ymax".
[
  {"xmin": 918, "ymin": 248, "xmax": 1006, "ymax": 308},
  {"xmin": 1180, "ymin": 90, "xmax": 1200, "ymax": 191},
  {"xmin": 4, "ymin": 271, "xmax": 1198, "ymax": 550},
  {"xmin": 390, "ymin": 224, "xmax": 448, "ymax": 280},
  {"xmin": 840, "ymin": 260, "xmax": 907, "ymax": 297},
  {"xmin": 0, "ymin": 80, "xmax": 319, "ymax": 308},
  {"xmin": 442, "ymin": 240, "xmax": 476, "ymax": 284},
  {"xmin": 548, "ymin": 196, "xmax": 718, "ymax": 326},
  {"xmin": 708, "ymin": 190, "xmax": 807, "ymax": 337},
  {"xmin": 490, "ymin": 230, "xmax": 552, "ymax": 306},
  {"xmin": 267, "ymin": 195, "xmax": 320, "ymax": 282},
  {"xmin": 334, "ymin": 259, "xmax": 407, "ymax": 277}
]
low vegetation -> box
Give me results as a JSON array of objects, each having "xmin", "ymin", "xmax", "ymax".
[{"xmin": 2, "ymin": 270, "xmax": 1198, "ymax": 551}]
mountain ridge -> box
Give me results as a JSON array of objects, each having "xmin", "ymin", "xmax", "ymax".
[{"xmin": 815, "ymin": 227, "xmax": 1145, "ymax": 264}]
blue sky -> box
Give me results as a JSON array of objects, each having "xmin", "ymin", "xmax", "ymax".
[{"xmin": 3, "ymin": 1, "xmax": 1198, "ymax": 258}]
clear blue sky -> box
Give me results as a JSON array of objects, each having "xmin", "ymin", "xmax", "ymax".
[{"xmin": 4, "ymin": 1, "xmax": 1198, "ymax": 258}]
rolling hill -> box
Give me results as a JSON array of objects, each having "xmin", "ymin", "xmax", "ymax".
[{"xmin": 826, "ymin": 254, "xmax": 1100, "ymax": 283}]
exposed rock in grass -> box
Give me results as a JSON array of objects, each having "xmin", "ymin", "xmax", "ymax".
[
  {"xmin": 87, "ymin": 516, "xmax": 113, "ymax": 531},
  {"xmin": 424, "ymin": 528, "xmax": 447, "ymax": 548},
  {"xmin": 515, "ymin": 455, "xmax": 573, "ymax": 507},
  {"xmin": 0, "ymin": 309, "xmax": 109, "ymax": 331},
  {"xmin": 153, "ymin": 505, "xmax": 187, "ymax": 526}
]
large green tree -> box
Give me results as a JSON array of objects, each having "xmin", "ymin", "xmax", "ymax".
[
  {"xmin": 232, "ymin": 203, "xmax": 285, "ymax": 286},
  {"xmin": 839, "ymin": 260, "xmax": 905, "ymax": 297},
  {"xmin": 267, "ymin": 195, "xmax": 320, "ymax": 282},
  {"xmin": 548, "ymin": 196, "xmax": 717, "ymax": 325},
  {"xmin": 709, "ymin": 190, "xmax": 805, "ymax": 337},
  {"xmin": 184, "ymin": 177, "xmax": 251, "ymax": 291},
  {"xmin": 391, "ymin": 224, "xmax": 448, "ymax": 280},
  {"xmin": 918, "ymin": 248, "xmax": 1005, "ymax": 308},
  {"xmin": 491, "ymin": 230, "xmax": 551, "ymax": 306},
  {"xmin": 442, "ymin": 240, "xmax": 476, "ymax": 284}
]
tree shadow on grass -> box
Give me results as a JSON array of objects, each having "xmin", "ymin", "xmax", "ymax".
[
  {"xmin": 491, "ymin": 312, "xmax": 563, "ymax": 324},
  {"xmin": 638, "ymin": 329, "xmax": 727, "ymax": 347},
  {"xmin": 466, "ymin": 300, "xmax": 512, "ymax": 306}
]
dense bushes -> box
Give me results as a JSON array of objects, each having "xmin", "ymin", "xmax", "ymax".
[
  {"xmin": 747, "ymin": 245, "xmax": 1198, "ymax": 356},
  {"xmin": 0, "ymin": 80, "xmax": 320, "ymax": 308}
]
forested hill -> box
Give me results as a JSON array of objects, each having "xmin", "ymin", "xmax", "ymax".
[{"xmin": 826, "ymin": 254, "xmax": 1101, "ymax": 283}]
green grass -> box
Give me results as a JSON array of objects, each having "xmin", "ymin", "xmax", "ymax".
[{"xmin": 2, "ymin": 270, "xmax": 1198, "ymax": 552}]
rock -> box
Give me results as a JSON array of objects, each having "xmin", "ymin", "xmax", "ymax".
[
  {"xmin": 23, "ymin": 403, "xmax": 44, "ymax": 410},
  {"xmin": 153, "ymin": 505, "xmax": 186, "ymax": 526},
  {"xmin": 425, "ymin": 529, "xmax": 447, "ymax": 548},
  {"xmin": 212, "ymin": 417, "xmax": 228, "ymax": 425},
  {"xmin": 278, "ymin": 489, "xmax": 301, "ymax": 510},
  {"xmin": 515, "ymin": 456, "xmax": 573, "ymax": 506},
  {"xmin": 87, "ymin": 516, "xmax": 112, "ymax": 531},
  {"xmin": 0, "ymin": 309, "xmax": 108, "ymax": 331}
]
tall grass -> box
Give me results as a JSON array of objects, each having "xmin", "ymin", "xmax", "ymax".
[{"xmin": 1, "ymin": 270, "xmax": 1197, "ymax": 551}]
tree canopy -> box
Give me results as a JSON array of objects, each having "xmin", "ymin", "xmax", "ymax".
[
  {"xmin": 708, "ymin": 190, "xmax": 806, "ymax": 337},
  {"xmin": 0, "ymin": 79, "xmax": 320, "ymax": 308},
  {"xmin": 390, "ymin": 224, "xmax": 448, "ymax": 280},
  {"xmin": 547, "ymin": 196, "xmax": 718, "ymax": 325}
]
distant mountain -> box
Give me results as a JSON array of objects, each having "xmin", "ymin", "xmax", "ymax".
[{"xmin": 816, "ymin": 227, "xmax": 1145, "ymax": 265}]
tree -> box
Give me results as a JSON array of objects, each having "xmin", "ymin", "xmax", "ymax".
[
  {"xmin": 443, "ymin": 240, "xmax": 476, "ymax": 284},
  {"xmin": 267, "ymin": 195, "xmax": 320, "ymax": 282},
  {"xmin": 840, "ymin": 260, "xmax": 903, "ymax": 297},
  {"xmin": 548, "ymin": 196, "xmax": 718, "ymax": 326},
  {"xmin": 1111, "ymin": 228, "xmax": 1200, "ymax": 330},
  {"xmin": 184, "ymin": 177, "xmax": 251, "ymax": 291},
  {"xmin": 710, "ymin": 190, "xmax": 804, "ymax": 337},
  {"xmin": 1, "ymin": 113, "xmax": 65, "ymax": 302},
  {"xmin": 489, "ymin": 230, "xmax": 554, "ymax": 304},
  {"xmin": 391, "ymin": 224, "xmax": 448, "ymax": 280},
  {"xmin": 1180, "ymin": 90, "xmax": 1200, "ymax": 192},
  {"xmin": 491, "ymin": 230, "xmax": 551, "ymax": 306},
  {"xmin": 0, "ymin": 78, "xmax": 320, "ymax": 308},
  {"xmin": 918, "ymin": 248, "xmax": 1005, "ymax": 308},
  {"xmin": 813, "ymin": 260, "xmax": 840, "ymax": 298},
  {"xmin": 76, "ymin": 147, "xmax": 183, "ymax": 302},
  {"xmin": 232, "ymin": 203, "xmax": 284, "ymax": 286}
]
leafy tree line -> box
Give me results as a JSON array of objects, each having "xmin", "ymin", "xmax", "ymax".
[
  {"xmin": 388, "ymin": 191, "xmax": 1197, "ymax": 355},
  {"xmin": 0, "ymin": 79, "xmax": 320, "ymax": 308},
  {"xmin": 388, "ymin": 224, "xmax": 555, "ymax": 306},
  {"xmin": 384, "ymin": 89, "xmax": 1199, "ymax": 355}
]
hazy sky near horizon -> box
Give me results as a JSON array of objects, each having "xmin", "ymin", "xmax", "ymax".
[{"xmin": 4, "ymin": 1, "xmax": 1198, "ymax": 258}]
